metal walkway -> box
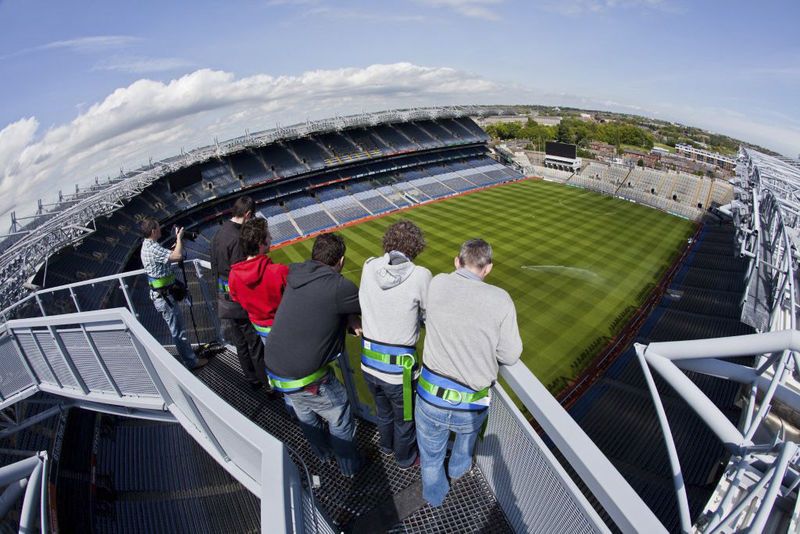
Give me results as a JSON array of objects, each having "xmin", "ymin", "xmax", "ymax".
[{"xmin": 196, "ymin": 348, "xmax": 511, "ymax": 532}]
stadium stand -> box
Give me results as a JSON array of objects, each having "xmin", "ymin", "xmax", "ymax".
[{"xmin": 567, "ymin": 223, "xmax": 750, "ymax": 532}]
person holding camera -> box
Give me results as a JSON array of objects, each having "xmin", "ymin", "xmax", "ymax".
[{"xmin": 139, "ymin": 216, "xmax": 208, "ymax": 370}]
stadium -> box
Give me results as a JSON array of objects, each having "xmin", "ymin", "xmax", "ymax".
[{"xmin": 0, "ymin": 106, "xmax": 798, "ymax": 533}]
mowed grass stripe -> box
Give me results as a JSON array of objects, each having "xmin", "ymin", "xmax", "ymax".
[{"xmin": 268, "ymin": 180, "xmax": 694, "ymax": 403}]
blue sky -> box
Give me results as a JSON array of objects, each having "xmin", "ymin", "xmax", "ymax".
[{"xmin": 0, "ymin": 0, "xmax": 798, "ymax": 220}]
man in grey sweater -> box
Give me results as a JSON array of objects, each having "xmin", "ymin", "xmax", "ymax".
[
  {"xmin": 359, "ymin": 220, "xmax": 431, "ymax": 468},
  {"xmin": 415, "ymin": 238, "xmax": 523, "ymax": 507}
]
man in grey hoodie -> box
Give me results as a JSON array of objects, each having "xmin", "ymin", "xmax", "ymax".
[{"xmin": 359, "ymin": 220, "xmax": 431, "ymax": 468}]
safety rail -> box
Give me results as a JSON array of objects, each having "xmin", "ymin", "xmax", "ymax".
[
  {"xmin": 1, "ymin": 308, "xmax": 304, "ymax": 533},
  {"xmin": 0, "ymin": 452, "xmax": 48, "ymax": 531}
]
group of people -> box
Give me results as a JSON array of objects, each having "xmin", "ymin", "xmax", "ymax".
[{"xmin": 140, "ymin": 195, "xmax": 523, "ymax": 508}]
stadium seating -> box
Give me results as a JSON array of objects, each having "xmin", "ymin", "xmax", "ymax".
[
  {"xmin": 352, "ymin": 190, "xmax": 394, "ymax": 214},
  {"xmin": 322, "ymin": 196, "xmax": 370, "ymax": 223},
  {"xmin": 290, "ymin": 205, "xmax": 337, "ymax": 235},
  {"xmin": 257, "ymin": 144, "xmax": 307, "ymax": 177},
  {"xmin": 227, "ymin": 151, "xmax": 272, "ymax": 186},
  {"xmin": 568, "ymin": 223, "xmax": 749, "ymax": 533}
]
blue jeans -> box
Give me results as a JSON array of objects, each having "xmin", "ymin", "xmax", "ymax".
[
  {"xmin": 153, "ymin": 295, "xmax": 197, "ymax": 367},
  {"xmin": 365, "ymin": 373, "xmax": 417, "ymax": 467},
  {"xmin": 286, "ymin": 373, "xmax": 362, "ymax": 476},
  {"xmin": 415, "ymin": 399, "xmax": 488, "ymax": 507}
]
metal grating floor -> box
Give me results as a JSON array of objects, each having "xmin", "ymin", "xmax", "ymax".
[{"xmin": 196, "ymin": 348, "xmax": 512, "ymax": 532}]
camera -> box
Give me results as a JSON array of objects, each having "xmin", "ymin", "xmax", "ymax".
[{"xmin": 183, "ymin": 230, "xmax": 198, "ymax": 241}]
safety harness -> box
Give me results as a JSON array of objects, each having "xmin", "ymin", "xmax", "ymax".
[
  {"xmin": 252, "ymin": 324, "xmax": 272, "ymax": 338},
  {"xmin": 417, "ymin": 366, "xmax": 490, "ymax": 412},
  {"xmin": 266, "ymin": 353, "xmax": 339, "ymax": 393},
  {"xmin": 217, "ymin": 276, "xmax": 230, "ymax": 294},
  {"xmin": 147, "ymin": 273, "xmax": 176, "ymax": 290},
  {"xmin": 361, "ymin": 338, "xmax": 418, "ymax": 421}
]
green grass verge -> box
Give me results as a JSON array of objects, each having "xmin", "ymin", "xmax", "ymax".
[{"xmin": 269, "ymin": 180, "xmax": 695, "ymax": 408}]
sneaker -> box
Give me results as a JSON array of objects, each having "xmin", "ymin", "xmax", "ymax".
[
  {"xmin": 190, "ymin": 358, "xmax": 209, "ymax": 370},
  {"xmin": 379, "ymin": 447, "xmax": 394, "ymax": 458},
  {"xmin": 398, "ymin": 456, "xmax": 420, "ymax": 470}
]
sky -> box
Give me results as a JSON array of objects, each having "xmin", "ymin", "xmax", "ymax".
[{"xmin": 0, "ymin": 0, "xmax": 798, "ymax": 224}]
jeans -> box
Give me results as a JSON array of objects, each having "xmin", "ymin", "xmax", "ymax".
[
  {"xmin": 222, "ymin": 318, "xmax": 266, "ymax": 385},
  {"xmin": 286, "ymin": 373, "xmax": 362, "ymax": 476},
  {"xmin": 415, "ymin": 399, "xmax": 488, "ymax": 507},
  {"xmin": 365, "ymin": 373, "xmax": 417, "ymax": 467},
  {"xmin": 153, "ymin": 295, "xmax": 197, "ymax": 367}
]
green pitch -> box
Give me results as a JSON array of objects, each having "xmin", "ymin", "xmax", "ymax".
[{"xmin": 269, "ymin": 180, "xmax": 694, "ymax": 404}]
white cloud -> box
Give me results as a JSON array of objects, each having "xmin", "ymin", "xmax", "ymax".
[
  {"xmin": 41, "ymin": 35, "xmax": 140, "ymax": 52},
  {"xmin": 414, "ymin": 0, "xmax": 504, "ymax": 20},
  {"xmin": 0, "ymin": 63, "xmax": 498, "ymax": 221},
  {"xmin": 304, "ymin": 6, "xmax": 427, "ymax": 23},
  {"xmin": 92, "ymin": 55, "xmax": 194, "ymax": 74},
  {"xmin": 0, "ymin": 35, "xmax": 140, "ymax": 60},
  {"xmin": 540, "ymin": 0, "xmax": 669, "ymax": 16}
]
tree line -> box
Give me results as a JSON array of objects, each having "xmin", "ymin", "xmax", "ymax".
[{"xmin": 486, "ymin": 117, "xmax": 655, "ymax": 151}]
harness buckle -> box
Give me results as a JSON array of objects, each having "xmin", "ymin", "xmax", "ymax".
[
  {"xmin": 442, "ymin": 388, "xmax": 463, "ymax": 406},
  {"xmin": 400, "ymin": 353, "xmax": 416, "ymax": 370}
]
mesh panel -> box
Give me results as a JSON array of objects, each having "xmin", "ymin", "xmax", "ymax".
[
  {"xmin": 0, "ymin": 334, "xmax": 34, "ymax": 398},
  {"xmin": 474, "ymin": 389, "xmax": 601, "ymax": 534},
  {"xmin": 58, "ymin": 330, "xmax": 113, "ymax": 392},
  {"xmin": 197, "ymin": 349, "xmax": 512, "ymax": 532},
  {"xmin": 190, "ymin": 390, "xmax": 262, "ymax": 481},
  {"xmin": 16, "ymin": 331, "xmax": 56, "ymax": 384},
  {"xmin": 89, "ymin": 330, "xmax": 159, "ymax": 396},
  {"xmin": 34, "ymin": 330, "xmax": 79, "ymax": 388},
  {"xmin": 302, "ymin": 488, "xmax": 337, "ymax": 534}
]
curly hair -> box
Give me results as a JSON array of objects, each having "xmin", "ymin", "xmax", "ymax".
[
  {"xmin": 240, "ymin": 218, "xmax": 271, "ymax": 257},
  {"xmin": 382, "ymin": 220, "xmax": 426, "ymax": 260}
]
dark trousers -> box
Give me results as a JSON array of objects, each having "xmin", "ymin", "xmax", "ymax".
[
  {"xmin": 365, "ymin": 373, "xmax": 418, "ymax": 467},
  {"xmin": 222, "ymin": 317, "xmax": 267, "ymax": 386}
]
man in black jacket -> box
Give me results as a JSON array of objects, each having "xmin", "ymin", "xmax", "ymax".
[
  {"xmin": 265, "ymin": 232, "xmax": 363, "ymax": 476},
  {"xmin": 210, "ymin": 196, "xmax": 266, "ymax": 389}
]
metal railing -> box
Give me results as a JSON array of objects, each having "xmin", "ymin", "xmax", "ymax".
[
  {"xmin": 0, "ymin": 452, "xmax": 48, "ymax": 532},
  {"xmin": 1, "ymin": 307, "xmax": 304, "ymax": 533}
]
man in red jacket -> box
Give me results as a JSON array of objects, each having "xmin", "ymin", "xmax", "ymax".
[{"xmin": 228, "ymin": 218, "xmax": 289, "ymax": 347}]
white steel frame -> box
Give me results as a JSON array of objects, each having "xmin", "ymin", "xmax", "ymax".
[{"xmin": 633, "ymin": 149, "xmax": 800, "ymax": 533}]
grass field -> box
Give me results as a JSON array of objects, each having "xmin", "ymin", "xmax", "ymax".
[{"xmin": 269, "ymin": 180, "xmax": 695, "ymax": 405}]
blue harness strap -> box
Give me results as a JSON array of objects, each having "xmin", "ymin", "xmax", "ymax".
[
  {"xmin": 417, "ymin": 366, "xmax": 490, "ymax": 412},
  {"xmin": 360, "ymin": 338, "xmax": 417, "ymax": 374}
]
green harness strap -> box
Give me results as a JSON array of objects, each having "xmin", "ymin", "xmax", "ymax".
[
  {"xmin": 418, "ymin": 373, "xmax": 491, "ymax": 439},
  {"xmin": 268, "ymin": 362, "xmax": 333, "ymax": 391},
  {"xmin": 417, "ymin": 374, "xmax": 490, "ymax": 405},
  {"xmin": 148, "ymin": 273, "xmax": 176, "ymax": 289},
  {"xmin": 362, "ymin": 347, "xmax": 417, "ymax": 421}
]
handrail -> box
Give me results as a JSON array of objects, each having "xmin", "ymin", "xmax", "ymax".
[
  {"xmin": 500, "ymin": 361, "xmax": 668, "ymax": 533},
  {"xmin": 0, "ymin": 258, "xmax": 211, "ymax": 322},
  {"xmin": 4, "ymin": 308, "xmax": 303, "ymax": 533}
]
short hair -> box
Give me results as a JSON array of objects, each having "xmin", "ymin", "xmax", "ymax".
[
  {"xmin": 140, "ymin": 216, "xmax": 159, "ymax": 238},
  {"xmin": 312, "ymin": 233, "xmax": 345, "ymax": 266},
  {"xmin": 458, "ymin": 238, "xmax": 493, "ymax": 269},
  {"xmin": 232, "ymin": 196, "xmax": 255, "ymax": 218},
  {"xmin": 240, "ymin": 218, "xmax": 271, "ymax": 257},
  {"xmin": 382, "ymin": 220, "xmax": 426, "ymax": 260}
]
